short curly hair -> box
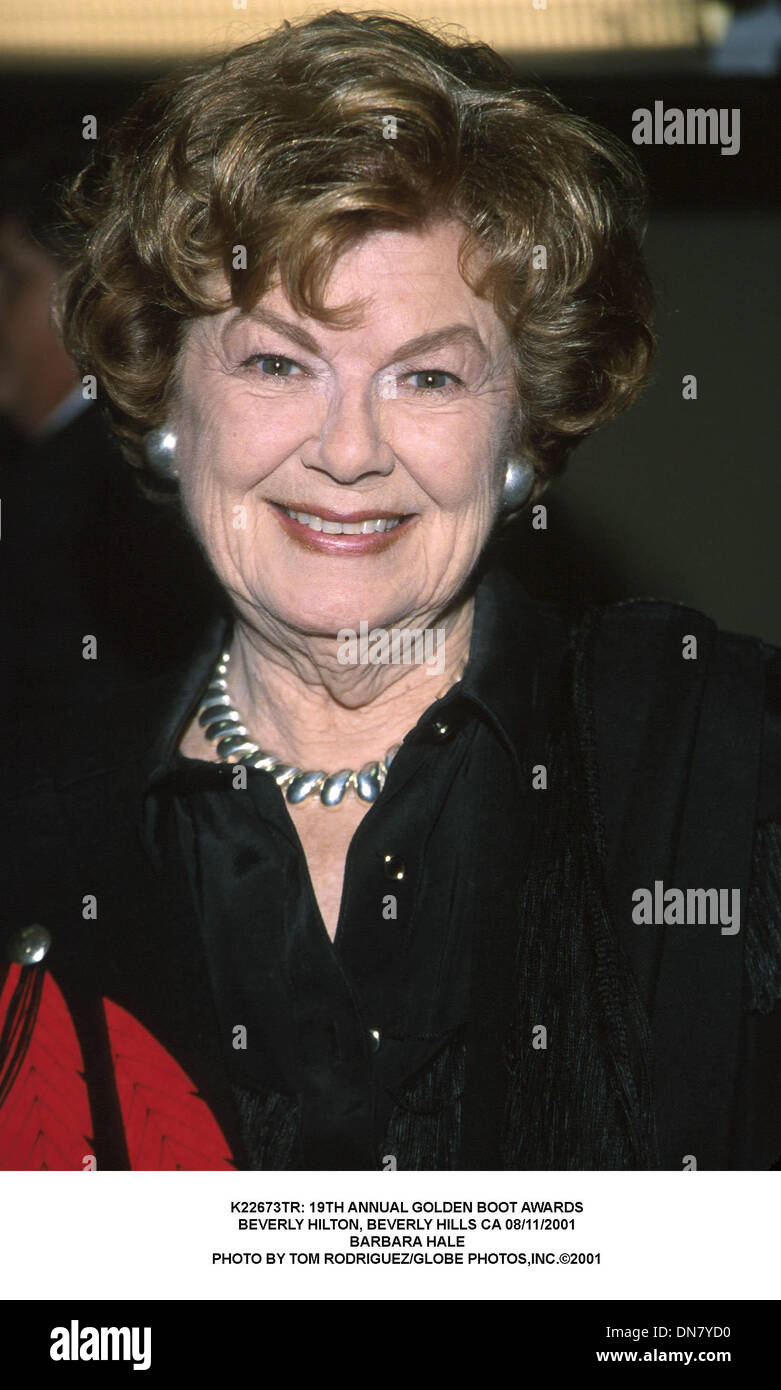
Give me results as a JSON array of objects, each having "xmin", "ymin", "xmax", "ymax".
[{"xmin": 53, "ymin": 8, "xmax": 655, "ymax": 497}]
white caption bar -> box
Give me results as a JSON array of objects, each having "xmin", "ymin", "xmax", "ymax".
[{"xmin": 1, "ymin": 1170, "xmax": 778, "ymax": 1302}]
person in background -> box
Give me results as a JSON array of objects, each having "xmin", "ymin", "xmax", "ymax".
[
  {"xmin": 0, "ymin": 134, "xmax": 222, "ymax": 717},
  {"xmin": 0, "ymin": 211, "xmax": 82, "ymax": 442}
]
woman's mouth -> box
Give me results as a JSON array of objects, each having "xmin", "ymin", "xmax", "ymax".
[{"xmin": 270, "ymin": 501, "xmax": 415, "ymax": 554}]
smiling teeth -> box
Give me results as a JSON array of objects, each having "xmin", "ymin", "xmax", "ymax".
[{"xmin": 281, "ymin": 507, "xmax": 402, "ymax": 534}]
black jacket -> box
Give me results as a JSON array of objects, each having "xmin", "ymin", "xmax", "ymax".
[{"xmin": 2, "ymin": 566, "xmax": 781, "ymax": 1170}]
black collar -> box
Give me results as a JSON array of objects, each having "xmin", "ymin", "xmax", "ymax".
[
  {"xmin": 44, "ymin": 564, "xmax": 570, "ymax": 857},
  {"xmin": 458, "ymin": 565, "xmax": 570, "ymax": 780}
]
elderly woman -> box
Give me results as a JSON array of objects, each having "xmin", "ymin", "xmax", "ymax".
[{"xmin": 2, "ymin": 10, "xmax": 780, "ymax": 1172}]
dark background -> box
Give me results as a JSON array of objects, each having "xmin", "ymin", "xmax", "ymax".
[{"xmin": 1, "ymin": 52, "xmax": 778, "ymax": 641}]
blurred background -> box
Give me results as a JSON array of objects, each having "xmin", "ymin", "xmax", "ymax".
[{"xmin": 1, "ymin": 0, "xmax": 779, "ymax": 654}]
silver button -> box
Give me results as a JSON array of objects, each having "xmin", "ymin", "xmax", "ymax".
[
  {"xmin": 7, "ymin": 923, "xmax": 52, "ymax": 966},
  {"xmin": 369, "ymin": 1028, "xmax": 381, "ymax": 1053},
  {"xmin": 431, "ymin": 719, "xmax": 452, "ymax": 740},
  {"xmin": 383, "ymin": 854, "xmax": 406, "ymax": 881}
]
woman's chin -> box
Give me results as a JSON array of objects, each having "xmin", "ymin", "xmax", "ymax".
[
  {"xmin": 262, "ymin": 602, "xmax": 410, "ymax": 642},
  {"xmin": 243, "ymin": 571, "xmax": 422, "ymax": 638}
]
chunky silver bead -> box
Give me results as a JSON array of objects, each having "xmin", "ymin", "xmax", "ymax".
[
  {"xmin": 205, "ymin": 717, "xmax": 245, "ymax": 741},
  {"xmin": 356, "ymin": 761, "xmax": 384, "ymax": 802},
  {"xmin": 270, "ymin": 765, "xmax": 298, "ymax": 791},
  {"xmin": 286, "ymin": 770, "xmax": 327, "ymax": 803},
  {"xmin": 225, "ymin": 742, "xmax": 261, "ymax": 762},
  {"xmin": 216, "ymin": 732, "xmax": 251, "ymax": 757},
  {"xmin": 199, "ymin": 702, "xmax": 235, "ymax": 727},
  {"xmin": 320, "ymin": 769, "xmax": 354, "ymax": 806},
  {"xmin": 384, "ymin": 744, "xmax": 400, "ymax": 769},
  {"xmin": 246, "ymin": 752, "xmax": 279, "ymax": 771}
]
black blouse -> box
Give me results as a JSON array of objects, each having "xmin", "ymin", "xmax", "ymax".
[{"xmin": 141, "ymin": 568, "xmax": 555, "ymax": 1169}]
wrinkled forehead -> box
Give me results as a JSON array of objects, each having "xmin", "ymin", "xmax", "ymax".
[{"xmin": 188, "ymin": 222, "xmax": 510, "ymax": 361}]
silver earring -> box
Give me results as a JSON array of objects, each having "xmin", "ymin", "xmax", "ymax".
[
  {"xmin": 501, "ymin": 457, "xmax": 535, "ymax": 515},
  {"xmin": 143, "ymin": 426, "xmax": 179, "ymax": 480}
]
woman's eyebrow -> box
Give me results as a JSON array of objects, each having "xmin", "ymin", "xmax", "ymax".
[
  {"xmin": 391, "ymin": 324, "xmax": 488, "ymax": 362},
  {"xmin": 239, "ymin": 307, "xmax": 488, "ymax": 362}
]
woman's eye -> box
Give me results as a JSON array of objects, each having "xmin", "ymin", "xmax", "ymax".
[
  {"xmin": 243, "ymin": 354, "xmax": 303, "ymax": 378},
  {"xmin": 404, "ymin": 369, "xmax": 460, "ymax": 392}
]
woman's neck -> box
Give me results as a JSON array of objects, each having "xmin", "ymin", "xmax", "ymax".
[{"xmin": 217, "ymin": 595, "xmax": 475, "ymax": 772}]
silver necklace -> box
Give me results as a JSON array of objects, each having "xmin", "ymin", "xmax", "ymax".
[{"xmin": 197, "ymin": 648, "xmax": 467, "ymax": 806}]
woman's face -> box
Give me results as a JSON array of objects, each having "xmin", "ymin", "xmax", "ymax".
[{"xmin": 173, "ymin": 219, "xmax": 519, "ymax": 638}]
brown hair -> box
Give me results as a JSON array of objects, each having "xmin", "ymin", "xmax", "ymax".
[{"xmin": 53, "ymin": 8, "xmax": 655, "ymax": 496}]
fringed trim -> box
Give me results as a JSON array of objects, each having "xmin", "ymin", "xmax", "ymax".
[
  {"xmin": 382, "ymin": 1030, "xmax": 466, "ymax": 1170},
  {"xmin": 500, "ymin": 611, "xmax": 660, "ymax": 1170},
  {"xmin": 745, "ymin": 821, "xmax": 781, "ymax": 1014},
  {"xmin": 229, "ymin": 1083, "xmax": 300, "ymax": 1169},
  {"xmin": 572, "ymin": 610, "xmax": 659, "ymax": 1168},
  {"xmin": 230, "ymin": 1039, "xmax": 467, "ymax": 1171}
]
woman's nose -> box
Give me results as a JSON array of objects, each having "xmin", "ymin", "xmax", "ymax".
[{"xmin": 306, "ymin": 385, "xmax": 394, "ymax": 483}]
